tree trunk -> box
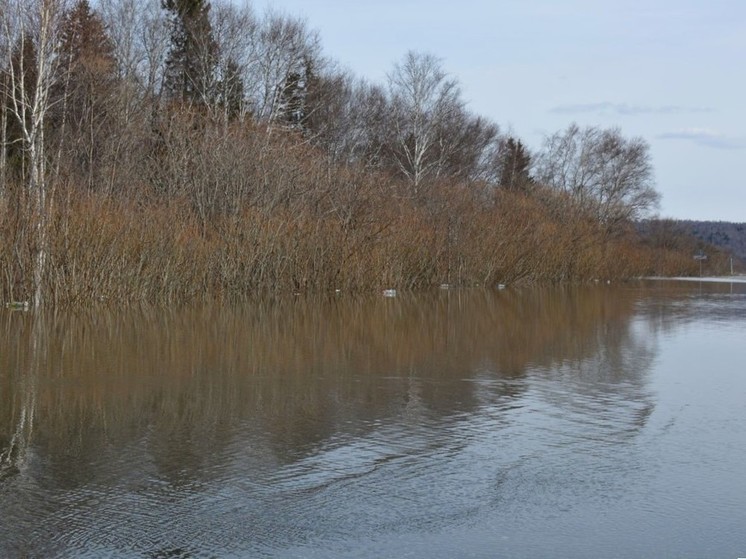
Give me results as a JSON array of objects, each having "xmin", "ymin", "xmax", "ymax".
[
  {"xmin": 0, "ymin": 81, "xmax": 7, "ymax": 196},
  {"xmin": 1, "ymin": 0, "xmax": 63, "ymax": 309},
  {"xmin": 29, "ymin": 128, "xmax": 47, "ymax": 311}
]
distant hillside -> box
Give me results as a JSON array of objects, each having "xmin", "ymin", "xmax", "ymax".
[
  {"xmin": 677, "ymin": 221, "xmax": 746, "ymax": 261},
  {"xmin": 636, "ymin": 219, "xmax": 745, "ymax": 275}
]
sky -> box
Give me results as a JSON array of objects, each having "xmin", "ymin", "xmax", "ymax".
[{"xmin": 252, "ymin": 0, "xmax": 746, "ymax": 222}]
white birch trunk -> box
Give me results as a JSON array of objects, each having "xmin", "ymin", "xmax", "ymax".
[{"xmin": 1, "ymin": 0, "xmax": 65, "ymax": 309}]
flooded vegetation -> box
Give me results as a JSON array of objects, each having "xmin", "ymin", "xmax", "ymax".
[
  {"xmin": 3, "ymin": 0, "xmax": 713, "ymax": 309},
  {"xmin": 2, "ymin": 282, "xmax": 746, "ymax": 557}
]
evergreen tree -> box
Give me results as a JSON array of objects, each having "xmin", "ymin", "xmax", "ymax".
[
  {"xmin": 499, "ymin": 137, "xmax": 532, "ymax": 192},
  {"xmin": 162, "ymin": 0, "xmax": 217, "ymax": 105},
  {"xmin": 60, "ymin": 0, "xmax": 116, "ymax": 72},
  {"xmin": 280, "ymin": 70, "xmax": 304, "ymax": 128},
  {"xmin": 279, "ymin": 57, "xmax": 318, "ymax": 133},
  {"xmin": 58, "ymin": 0, "xmax": 117, "ymax": 117},
  {"xmin": 56, "ymin": 0, "xmax": 118, "ymax": 187},
  {"xmin": 218, "ymin": 57, "xmax": 245, "ymax": 121}
]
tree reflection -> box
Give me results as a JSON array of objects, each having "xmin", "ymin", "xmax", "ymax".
[
  {"xmin": 3, "ymin": 286, "xmax": 692, "ymax": 556},
  {"xmin": 1, "ymin": 287, "xmax": 665, "ymax": 480},
  {"xmin": 0, "ymin": 310, "xmax": 43, "ymax": 481}
]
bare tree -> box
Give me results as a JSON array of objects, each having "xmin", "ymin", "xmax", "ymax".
[
  {"xmin": 437, "ymin": 109, "xmax": 499, "ymax": 183},
  {"xmin": 100, "ymin": 0, "xmax": 170, "ymax": 188},
  {"xmin": 246, "ymin": 10, "xmax": 320, "ymax": 128},
  {"xmin": 208, "ymin": 0, "xmax": 256, "ymax": 123},
  {"xmin": 336, "ymin": 78, "xmax": 389, "ymax": 169},
  {"xmin": 387, "ymin": 51, "xmax": 462, "ymax": 193},
  {"xmin": 191, "ymin": 4, "xmax": 322, "ymax": 128},
  {"xmin": 535, "ymin": 123, "xmax": 660, "ymax": 229},
  {"xmin": 1, "ymin": 0, "xmax": 68, "ymax": 309},
  {"xmin": 99, "ymin": 0, "xmax": 169, "ymax": 103}
]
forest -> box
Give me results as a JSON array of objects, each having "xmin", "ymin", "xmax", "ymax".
[
  {"xmin": 0, "ymin": 0, "xmax": 703, "ymax": 308},
  {"xmin": 677, "ymin": 221, "xmax": 746, "ymax": 263}
]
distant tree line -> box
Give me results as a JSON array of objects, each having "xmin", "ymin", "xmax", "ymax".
[
  {"xmin": 1, "ymin": 0, "xmax": 689, "ymax": 307},
  {"xmin": 681, "ymin": 220, "xmax": 746, "ymax": 264},
  {"xmin": 638, "ymin": 219, "xmax": 745, "ymax": 274}
]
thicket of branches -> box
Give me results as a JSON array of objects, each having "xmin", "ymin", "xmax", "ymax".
[{"xmin": 0, "ymin": 0, "xmax": 697, "ymax": 306}]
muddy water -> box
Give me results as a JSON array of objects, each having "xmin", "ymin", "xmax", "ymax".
[{"xmin": 1, "ymin": 282, "xmax": 745, "ymax": 558}]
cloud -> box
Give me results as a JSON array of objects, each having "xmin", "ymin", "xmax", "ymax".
[
  {"xmin": 656, "ymin": 128, "xmax": 746, "ymax": 150},
  {"xmin": 549, "ymin": 102, "xmax": 713, "ymax": 116}
]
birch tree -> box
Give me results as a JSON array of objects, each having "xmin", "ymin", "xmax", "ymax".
[
  {"xmin": 98, "ymin": 0, "xmax": 169, "ymax": 100},
  {"xmin": 208, "ymin": 0, "xmax": 255, "ymax": 123},
  {"xmin": 1, "ymin": 71, "xmax": 7, "ymax": 195},
  {"xmin": 535, "ymin": 123, "xmax": 659, "ymax": 230},
  {"xmin": 245, "ymin": 10, "xmax": 320, "ymax": 127},
  {"xmin": 387, "ymin": 51, "xmax": 462, "ymax": 194},
  {"xmin": 1, "ymin": 0, "xmax": 67, "ymax": 309}
]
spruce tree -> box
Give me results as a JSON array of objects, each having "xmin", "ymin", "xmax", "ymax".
[
  {"xmin": 56, "ymin": 0, "xmax": 118, "ymax": 187},
  {"xmin": 499, "ymin": 137, "xmax": 533, "ymax": 192},
  {"xmin": 162, "ymin": 0, "xmax": 217, "ymax": 105},
  {"xmin": 279, "ymin": 57, "xmax": 318, "ymax": 133},
  {"xmin": 219, "ymin": 58, "xmax": 245, "ymax": 121}
]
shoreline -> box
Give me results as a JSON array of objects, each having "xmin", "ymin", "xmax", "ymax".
[{"xmin": 645, "ymin": 276, "xmax": 746, "ymax": 284}]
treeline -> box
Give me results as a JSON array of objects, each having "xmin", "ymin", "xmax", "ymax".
[
  {"xmin": 639, "ymin": 219, "xmax": 744, "ymax": 275},
  {"xmin": 677, "ymin": 220, "xmax": 746, "ymax": 264},
  {"xmin": 0, "ymin": 0, "xmax": 697, "ymax": 306}
]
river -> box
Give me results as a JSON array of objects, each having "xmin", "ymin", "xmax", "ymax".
[{"xmin": 1, "ymin": 281, "xmax": 745, "ymax": 558}]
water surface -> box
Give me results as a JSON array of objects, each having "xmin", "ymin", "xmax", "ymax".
[{"xmin": 2, "ymin": 282, "xmax": 745, "ymax": 558}]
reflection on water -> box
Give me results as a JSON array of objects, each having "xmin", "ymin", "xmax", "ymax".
[{"xmin": 1, "ymin": 282, "xmax": 745, "ymax": 558}]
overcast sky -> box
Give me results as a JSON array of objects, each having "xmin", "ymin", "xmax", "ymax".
[{"xmin": 252, "ymin": 0, "xmax": 746, "ymax": 222}]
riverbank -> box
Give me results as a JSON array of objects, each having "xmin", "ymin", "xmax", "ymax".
[{"xmin": 647, "ymin": 276, "xmax": 746, "ymax": 284}]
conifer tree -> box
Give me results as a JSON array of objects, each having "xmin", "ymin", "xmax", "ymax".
[
  {"xmin": 56, "ymin": 0, "xmax": 118, "ymax": 186},
  {"xmin": 162, "ymin": 0, "xmax": 217, "ymax": 105},
  {"xmin": 279, "ymin": 70, "xmax": 303, "ymax": 128},
  {"xmin": 499, "ymin": 137, "xmax": 532, "ymax": 192},
  {"xmin": 218, "ymin": 57, "xmax": 244, "ymax": 121},
  {"xmin": 277, "ymin": 57, "xmax": 322, "ymax": 134}
]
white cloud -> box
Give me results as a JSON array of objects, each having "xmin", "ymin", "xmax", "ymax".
[{"xmin": 656, "ymin": 128, "xmax": 746, "ymax": 150}]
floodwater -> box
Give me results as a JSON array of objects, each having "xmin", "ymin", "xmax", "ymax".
[{"xmin": 1, "ymin": 281, "xmax": 745, "ymax": 558}]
